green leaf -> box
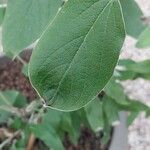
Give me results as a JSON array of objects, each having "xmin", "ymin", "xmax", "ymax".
[
  {"xmin": 103, "ymin": 96, "xmax": 119, "ymax": 126},
  {"xmin": 102, "ymin": 121, "xmax": 112, "ymax": 144},
  {"xmin": 29, "ymin": 0, "xmax": 125, "ymax": 111},
  {"xmin": 118, "ymin": 59, "xmax": 150, "ymax": 80},
  {"xmin": 43, "ymin": 109, "xmax": 62, "ymax": 128},
  {"xmin": 11, "ymin": 126, "xmax": 31, "ymax": 150},
  {"xmin": 0, "ymin": 90, "xmax": 18, "ymax": 105},
  {"xmin": 0, "ymin": 90, "xmax": 27, "ymax": 107},
  {"xmin": 31, "ymin": 123, "xmax": 64, "ymax": 150},
  {"xmin": 114, "ymin": 97, "xmax": 150, "ymax": 119},
  {"xmin": 136, "ymin": 26, "xmax": 150, "ymax": 48},
  {"xmin": 0, "ymin": 111, "xmax": 9, "ymax": 123},
  {"xmin": 117, "ymin": 59, "xmax": 137, "ymax": 80},
  {"xmin": 117, "ymin": 70, "xmax": 136, "ymax": 80},
  {"xmin": 22, "ymin": 64, "xmax": 29, "ymax": 77},
  {"xmin": 10, "ymin": 117, "xmax": 26, "ymax": 130},
  {"xmin": 2, "ymin": 0, "xmax": 64, "ymax": 57},
  {"xmin": 43, "ymin": 109, "xmax": 77, "ymax": 144},
  {"xmin": 13, "ymin": 93, "xmax": 27, "ymax": 108},
  {"xmin": 0, "ymin": 90, "xmax": 27, "ymax": 108},
  {"xmin": 120, "ymin": 99, "xmax": 150, "ymax": 114},
  {"xmin": 70, "ymin": 109, "xmax": 89, "ymax": 141},
  {"xmin": 120, "ymin": 0, "xmax": 146, "ymax": 38},
  {"xmin": 59, "ymin": 113, "xmax": 78, "ymax": 144},
  {"xmin": 0, "ymin": 5, "xmax": 6, "ymax": 25},
  {"xmin": 85, "ymin": 98, "xmax": 104, "ymax": 132},
  {"xmin": 0, "ymin": 90, "xmax": 27, "ymax": 123},
  {"xmin": 123, "ymin": 59, "xmax": 150, "ymax": 74},
  {"xmin": 101, "ymin": 104, "xmax": 112, "ymax": 144},
  {"xmin": 127, "ymin": 111, "xmax": 139, "ymax": 127},
  {"xmin": 138, "ymin": 73, "xmax": 150, "ymax": 80},
  {"xmin": 132, "ymin": 60, "xmax": 150, "ymax": 74},
  {"xmin": 118, "ymin": 59, "xmax": 135, "ymax": 68},
  {"xmin": 104, "ymin": 77, "xmax": 129, "ymax": 105}
]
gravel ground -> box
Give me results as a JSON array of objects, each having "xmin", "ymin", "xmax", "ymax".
[{"xmin": 0, "ymin": 1, "xmax": 150, "ymax": 149}]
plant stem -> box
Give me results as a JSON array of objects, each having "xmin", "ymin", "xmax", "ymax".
[
  {"xmin": 0, "ymin": 130, "xmax": 21, "ymax": 149},
  {"xmin": 0, "ymin": 105, "xmax": 26, "ymax": 117},
  {"xmin": 27, "ymin": 133, "xmax": 36, "ymax": 150},
  {"xmin": 16, "ymin": 55, "xmax": 27, "ymax": 65}
]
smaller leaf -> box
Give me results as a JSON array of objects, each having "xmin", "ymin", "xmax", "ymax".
[
  {"xmin": 136, "ymin": 26, "xmax": 150, "ymax": 48},
  {"xmin": 115, "ymin": 98, "xmax": 150, "ymax": 119},
  {"xmin": 85, "ymin": 97, "xmax": 104, "ymax": 132},
  {"xmin": 118, "ymin": 59, "xmax": 135, "ymax": 66},
  {"xmin": 60, "ymin": 113, "xmax": 77, "ymax": 144},
  {"xmin": 0, "ymin": 111, "xmax": 9, "ymax": 124},
  {"xmin": 43, "ymin": 109, "xmax": 77, "ymax": 144},
  {"xmin": 117, "ymin": 70, "xmax": 136, "ymax": 80},
  {"xmin": 104, "ymin": 77, "xmax": 129, "ymax": 105},
  {"xmin": 10, "ymin": 117, "xmax": 26, "ymax": 130},
  {"xmin": 0, "ymin": 90, "xmax": 19, "ymax": 105},
  {"xmin": 127, "ymin": 111, "xmax": 139, "ymax": 127},
  {"xmin": 138, "ymin": 73, "xmax": 150, "ymax": 80},
  {"xmin": 103, "ymin": 96, "xmax": 119, "ymax": 126},
  {"xmin": 0, "ymin": 90, "xmax": 27, "ymax": 123},
  {"xmin": 2, "ymin": 0, "xmax": 64, "ymax": 57},
  {"xmin": 31, "ymin": 123, "xmax": 64, "ymax": 150},
  {"xmin": 0, "ymin": 5, "xmax": 6, "ymax": 25},
  {"xmin": 13, "ymin": 94, "xmax": 27, "ymax": 108},
  {"xmin": 118, "ymin": 59, "xmax": 150, "ymax": 80},
  {"xmin": 115, "ymin": 59, "xmax": 137, "ymax": 80},
  {"xmin": 101, "ymin": 109, "xmax": 112, "ymax": 145},
  {"xmin": 121, "ymin": 99, "xmax": 150, "ymax": 114},
  {"xmin": 11, "ymin": 126, "xmax": 31, "ymax": 150},
  {"xmin": 125, "ymin": 60, "xmax": 150, "ymax": 74},
  {"xmin": 70, "ymin": 109, "xmax": 89, "ymax": 141},
  {"xmin": 120, "ymin": 0, "xmax": 146, "ymax": 38},
  {"xmin": 22, "ymin": 64, "xmax": 29, "ymax": 77},
  {"xmin": 0, "ymin": 90, "xmax": 27, "ymax": 108},
  {"xmin": 43, "ymin": 109, "xmax": 62, "ymax": 129}
]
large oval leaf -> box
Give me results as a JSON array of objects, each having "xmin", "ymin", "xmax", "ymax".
[
  {"xmin": 2, "ymin": 0, "xmax": 63, "ymax": 57},
  {"xmin": 29, "ymin": 0, "xmax": 125, "ymax": 111}
]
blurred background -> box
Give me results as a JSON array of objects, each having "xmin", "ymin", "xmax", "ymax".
[{"xmin": 120, "ymin": 0, "xmax": 150, "ymax": 149}]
